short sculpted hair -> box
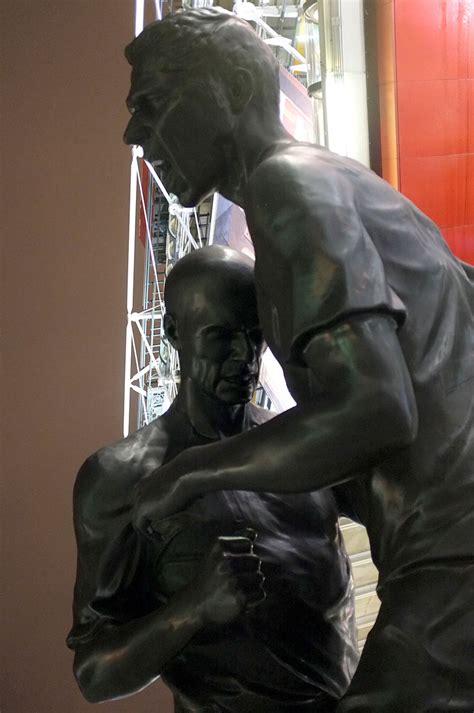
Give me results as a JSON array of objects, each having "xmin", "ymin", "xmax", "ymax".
[{"xmin": 125, "ymin": 8, "xmax": 281, "ymax": 114}]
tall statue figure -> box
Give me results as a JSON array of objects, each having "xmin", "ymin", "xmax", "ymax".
[
  {"xmin": 123, "ymin": 9, "xmax": 474, "ymax": 712},
  {"xmin": 68, "ymin": 246, "xmax": 359, "ymax": 712}
]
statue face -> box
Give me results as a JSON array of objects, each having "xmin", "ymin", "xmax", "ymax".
[
  {"xmin": 180, "ymin": 284, "xmax": 265, "ymax": 405},
  {"xmin": 124, "ymin": 59, "xmax": 231, "ymax": 207}
]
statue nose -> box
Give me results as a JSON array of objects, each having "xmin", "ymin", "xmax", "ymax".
[
  {"xmin": 123, "ymin": 118, "xmax": 142, "ymax": 146},
  {"xmin": 232, "ymin": 331, "xmax": 255, "ymax": 362}
]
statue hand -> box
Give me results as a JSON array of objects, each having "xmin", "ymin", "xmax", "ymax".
[
  {"xmin": 132, "ymin": 461, "xmax": 195, "ymax": 539},
  {"xmin": 193, "ymin": 530, "xmax": 266, "ymax": 625}
]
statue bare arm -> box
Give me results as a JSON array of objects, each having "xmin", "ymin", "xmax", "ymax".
[
  {"xmin": 73, "ymin": 534, "xmax": 263, "ymax": 703},
  {"xmin": 133, "ymin": 314, "xmax": 418, "ymax": 532},
  {"xmin": 133, "ymin": 155, "xmax": 417, "ymax": 529},
  {"xmin": 73, "ymin": 585, "xmax": 205, "ymax": 703}
]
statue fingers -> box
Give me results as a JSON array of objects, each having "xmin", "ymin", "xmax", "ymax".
[
  {"xmin": 238, "ymin": 571, "xmax": 266, "ymax": 608},
  {"xmin": 234, "ymin": 527, "xmax": 258, "ymax": 543},
  {"xmin": 224, "ymin": 552, "xmax": 262, "ymax": 574},
  {"xmin": 146, "ymin": 511, "xmax": 201, "ymax": 543},
  {"xmin": 218, "ymin": 534, "xmax": 254, "ymax": 555},
  {"xmin": 133, "ymin": 514, "xmax": 161, "ymax": 541}
]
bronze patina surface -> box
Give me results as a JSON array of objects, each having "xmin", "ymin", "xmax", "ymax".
[
  {"xmin": 68, "ymin": 247, "xmax": 358, "ymax": 711},
  {"xmin": 123, "ymin": 10, "xmax": 474, "ymax": 711}
]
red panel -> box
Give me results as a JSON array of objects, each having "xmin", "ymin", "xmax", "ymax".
[
  {"xmin": 398, "ymin": 79, "xmax": 469, "ymax": 157},
  {"xmin": 469, "ymin": 0, "xmax": 474, "ymax": 78},
  {"xmin": 395, "ymin": 0, "xmax": 470, "ymax": 81},
  {"xmin": 442, "ymin": 225, "xmax": 474, "ymax": 263},
  {"xmin": 468, "ymin": 79, "xmax": 474, "ymax": 152},
  {"xmin": 466, "ymin": 153, "xmax": 474, "ymax": 224},
  {"xmin": 400, "ymin": 154, "xmax": 467, "ymax": 228},
  {"xmin": 138, "ymin": 160, "xmax": 149, "ymax": 248}
]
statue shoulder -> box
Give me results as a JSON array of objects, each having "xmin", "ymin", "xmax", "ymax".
[
  {"xmin": 247, "ymin": 145, "xmax": 313, "ymax": 190},
  {"xmin": 73, "ymin": 417, "xmax": 171, "ymax": 524},
  {"xmin": 245, "ymin": 144, "xmax": 355, "ymax": 229},
  {"xmin": 250, "ymin": 143, "xmax": 343, "ymax": 186}
]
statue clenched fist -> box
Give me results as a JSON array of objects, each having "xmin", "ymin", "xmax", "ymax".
[{"xmin": 192, "ymin": 530, "xmax": 265, "ymax": 626}]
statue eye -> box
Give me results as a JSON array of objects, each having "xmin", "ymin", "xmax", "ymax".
[
  {"xmin": 129, "ymin": 99, "xmax": 148, "ymax": 116},
  {"xmin": 131, "ymin": 97, "xmax": 156, "ymax": 116},
  {"xmin": 207, "ymin": 327, "xmax": 232, "ymax": 340}
]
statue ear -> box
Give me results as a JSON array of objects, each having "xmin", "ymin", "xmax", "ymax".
[
  {"xmin": 163, "ymin": 313, "xmax": 181, "ymax": 350},
  {"xmin": 228, "ymin": 67, "xmax": 254, "ymax": 112}
]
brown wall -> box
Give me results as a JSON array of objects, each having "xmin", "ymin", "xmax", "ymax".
[{"xmin": 1, "ymin": 2, "xmax": 172, "ymax": 711}]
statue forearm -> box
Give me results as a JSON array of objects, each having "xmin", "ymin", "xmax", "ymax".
[
  {"xmin": 133, "ymin": 316, "xmax": 417, "ymax": 529},
  {"xmin": 183, "ymin": 392, "xmax": 410, "ymax": 497},
  {"xmin": 180, "ymin": 316, "xmax": 417, "ymax": 499},
  {"xmin": 73, "ymin": 587, "xmax": 205, "ymax": 703}
]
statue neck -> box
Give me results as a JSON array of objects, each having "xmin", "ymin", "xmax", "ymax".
[
  {"xmin": 220, "ymin": 116, "xmax": 294, "ymax": 207},
  {"xmin": 176, "ymin": 378, "xmax": 248, "ymax": 439}
]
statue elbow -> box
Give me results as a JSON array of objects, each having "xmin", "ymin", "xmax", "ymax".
[
  {"xmin": 380, "ymin": 384, "xmax": 419, "ymax": 451},
  {"xmin": 74, "ymin": 651, "xmax": 109, "ymax": 704}
]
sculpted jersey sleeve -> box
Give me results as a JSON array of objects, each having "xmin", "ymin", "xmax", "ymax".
[
  {"xmin": 245, "ymin": 147, "xmax": 406, "ymax": 364},
  {"xmin": 67, "ymin": 454, "xmax": 154, "ymax": 649}
]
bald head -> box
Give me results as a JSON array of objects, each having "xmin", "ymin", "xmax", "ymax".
[
  {"xmin": 163, "ymin": 246, "xmax": 264, "ymax": 404},
  {"xmin": 164, "ymin": 245, "xmax": 255, "ymax": 326}
]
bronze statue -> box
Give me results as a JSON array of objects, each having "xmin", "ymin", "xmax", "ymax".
[
  {"xmin": 124, "ymin": 9, "xmax": 474, "ymax": 711},
  {"xmin": 68, "ymin": 246, "xmax": 359, "ymax": 711}
]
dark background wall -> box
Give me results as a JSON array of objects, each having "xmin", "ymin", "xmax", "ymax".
[{"xmin": 1, "ymin": 2, "xmax": 172, "ymax": 710}]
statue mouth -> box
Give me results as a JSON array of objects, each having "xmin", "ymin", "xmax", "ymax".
[
  {"xmin": 223, "ymin": 371, "xmax": 258, "ymax": 386},
  {"xmin": 150, "ymin": 158, "xmax": 188, "ymax": 198}
]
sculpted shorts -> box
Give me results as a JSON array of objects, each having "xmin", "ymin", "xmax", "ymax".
[{"xmin": 337, "ymin": 563, "xmax": 474, "ymax": 713}]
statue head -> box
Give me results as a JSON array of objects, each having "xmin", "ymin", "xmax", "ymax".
[
  {"xmin": 124, "ymin": 8, "xmax": 280, "ymax": 206},
  {"xmin": 163, "ymin": 245, "xmax": 265, "ymax": 405}
]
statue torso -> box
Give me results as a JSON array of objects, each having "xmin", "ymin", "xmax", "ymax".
[{"xmin": 244, "ymin": 143, "xmax": 474, "ymax": 588}]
